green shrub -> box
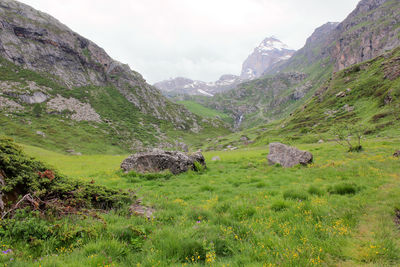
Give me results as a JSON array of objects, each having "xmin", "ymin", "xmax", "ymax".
[
  {"xmin": 283, "ymin": 189, "xmax": 308, "ymax": 201},
  {"xmin": 328, "ymin": 182, "xmax": 360, "ymax": 195},
  {"xmin": 0, "ymin": 136, "xmax": 131, "ymax": 213},
  {"xmin": 193, "ymin": 161, "xmax": 206, "ymax": 172},
  {"xmin": 271, "ymin": 200, "xmax": 289, "ymax": 211},
  {"xmin": 307, "ymin": 185, "xmax": 325, "ymax": 196}
]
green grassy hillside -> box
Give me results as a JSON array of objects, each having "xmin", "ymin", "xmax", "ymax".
[
  {"xmin": 207, "ymin": 47, "xmax": 400, "ymax": 151},
  {"xmin": 177, "ymin": 101, "xmax": 232, "ymax": 123},
  {"xmin": 0, "ymin": 57, "xmax": 230, "ymax": 154}
]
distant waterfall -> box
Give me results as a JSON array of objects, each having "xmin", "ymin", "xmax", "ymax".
[{"xmin": 234, "ymin": 114, "xmax": 244, "ymax": 129}]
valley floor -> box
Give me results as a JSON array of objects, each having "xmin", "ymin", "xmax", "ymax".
[{"xmin": 3, "ymin": 138, "xmax": 400, "ymax": 266}]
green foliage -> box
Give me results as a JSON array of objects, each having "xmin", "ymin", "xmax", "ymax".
[
  {"xmin": 0, "ymin": 136, "xmax": 131, "ymax": 211},
  {"xmin": 271, "ymin": 200, "xmax": 290, "ymax": 211},
  {"xmin": 121, "ymin": 170, "xmax": 173, "ymax": 181},
  {"xmin": 177, "ymin": 100, "xmax": 232, "ymax": 123},
  {"xmin": 283, "ymin": 189, "xmax": 309, "ymax": 201},
  {"xmin": 2, "ymin": 138, "xmax": 400, "ymax": 266},
  {"xmin": 308, "ymin": 185, "xmax": 325, "ymax": 196},
  {"xmin": 328, "ymin": 182, "xmax": 360, "ymax": 195},
  {"xmin": 32, "ymin": 103, "xmax": 43, "ymax": 118}
]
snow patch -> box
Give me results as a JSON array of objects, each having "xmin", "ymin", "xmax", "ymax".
[{"xmin": 197, "ymin": 89, "xmax": 214, "ymax": 97}]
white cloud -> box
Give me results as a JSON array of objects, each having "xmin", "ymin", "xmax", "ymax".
[{"xmin": 18, "ymin": 0, "xmax": 360, "ymax": 83}]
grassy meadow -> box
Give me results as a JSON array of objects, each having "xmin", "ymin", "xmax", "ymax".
[{"xmin": 1, "ymin": 138, "xmax": 400, "ymax": 266}]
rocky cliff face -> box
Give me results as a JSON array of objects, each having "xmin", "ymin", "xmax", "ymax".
[
  {"xmin": 240, "ymin": 37, "xmax": 295, "ymax": 79},
  {"xmin": 0, "ymin": 0, "xmax": 199, "ymax": 129},
  {"xmin": 330, "ymin": 0, "xmax": 400, "ymax": 71},
  {"xmin": 154, "ymin": 75, "xmax": 243, "ymax": 97},
  {"xmin": 270, "ymin": 0, "xmax": 400, "ymax": 74}
]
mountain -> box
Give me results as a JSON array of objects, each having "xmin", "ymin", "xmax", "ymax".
[
  {"xmin": 204, "ymin": 0, "xmax": 400, "ymax": 129},
  {"xmin": 0, "ymin": 0, "xmax": 229, "ymax": 153},
  {"xmin": 271, "ymin": 0, "xmax": 400, "ymax": 75},
  {"xmin": 154, "ymin": 37, "xmax": 294, "ymax": 97},
  {"xmin": 153, "ymin": 74, "xmax": 243, "ymax": 97},
  {"xmin": 240, "ymin": 37, "xmax": 295, "ymax": 79},
  {"xmin": 264, "ymin": 46, "xmax": 400, "ymax": 142}
]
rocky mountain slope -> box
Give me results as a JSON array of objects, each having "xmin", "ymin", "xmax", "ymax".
[
  {"xmin": 204, "ymin": 0, "xmax": 400, "ymax": 130},
  {"xmin": 265, "ymin": 46, "xmax": 400, "ymax": 142},
  {"xmin": 154, "ymin": 74, "xmax": 243, "ymax": 97},
  {"xmin": 271, "ymin": 0, "xmax": 400, "ymax": 75},
  {"xmin": 240, "ymin": 37, "xmax": 295, "ymax": 79},
  {"xmin": 154, "ymin": 37, "xmax": 294, "ymax": 97},
  {"xmin": 0, "ymin": 0, "xmax": 229, "ymax": 153}
]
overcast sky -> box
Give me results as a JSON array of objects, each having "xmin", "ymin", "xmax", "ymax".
[{"xmin": 19, "ymin": 0, "xmax": 360, "ymax": 84}]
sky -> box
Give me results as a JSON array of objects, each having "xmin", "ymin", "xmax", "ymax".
[{"xmin": 19, "ymin": 0, "xmax": 360, "ymax": 84}]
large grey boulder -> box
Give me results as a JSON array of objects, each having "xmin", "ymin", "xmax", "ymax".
[
  {"xmin": 267, "ymin": 142, "xmax": 313, "ymax": 167},
  {"xmin": 121, "ymin": 149, "xmax": 206, "ymax": 175}
]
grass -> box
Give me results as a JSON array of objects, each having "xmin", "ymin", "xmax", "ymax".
[
  {"xmin": 177, "ymin": 101, "xmax": 232, "ymax": 122},
  {"xmin": 2, "ymin": 138, "xmax": 400, "ymax": 266}
]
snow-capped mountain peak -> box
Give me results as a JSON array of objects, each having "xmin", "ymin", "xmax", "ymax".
[
  {"xmin": 240, "ymin": 37, "xmax": 295, "ymax": 80},
  {"xmin": 257, "ymin": 37, "xmax": 290, "ymax": 54}
]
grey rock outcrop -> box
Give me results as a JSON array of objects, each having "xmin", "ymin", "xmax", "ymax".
[
  {"xmin": 46, "ymin": 95, "xmax": 101, "ymax": 122},
  {"xmin": 121, "ymin": 150, "xmax": 206, "ymax": 175},
  {"xmin": 19, "ymin": 92, "xmax": 48, "ymax": 104},
  {"xmin": 267, "ymin": 143, "xmax": 313, "ymax": 167}
]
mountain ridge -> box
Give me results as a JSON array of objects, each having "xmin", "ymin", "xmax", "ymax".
[{"xmin": 154, "ymin": 37, "xmax": 294, "ymax": 97}]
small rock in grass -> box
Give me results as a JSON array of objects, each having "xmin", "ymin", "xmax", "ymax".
[
  {"xmin": 212, "ymin": 156, "xmax": 221, "ymax": 161},
  {"xmin": 267, "ymin": 142, "xmax": 313, "ymax": 168},
  {"xmin": 36, "ymin": 130, "xmax": 46, "ymax": 137},
  {"xmin": 394, "ymin": 150, "xmax": 400, "ymax": 157}
]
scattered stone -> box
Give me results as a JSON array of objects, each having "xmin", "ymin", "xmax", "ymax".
[
  {"xmin": 120, "ymin": 149, "xmax": 206, "ymax": 175},
  {"xmin": 318, "ymin": 139, "xmax": 324, "ymax": 143},
  {"xmin": 212, "ymin": 156, "xmax": 221, "ymax": 161},
  {"xmin": 394, "ymin": 150, "xmax": 400, "ymax": 157},
  {"xmin": 47, "ymin": 95, "xmax": 101, "ymax": 122},
  {"xmin": 336, "ymin": 91, "xmax": 346, "ymax": 98},
  {"xmin": 324, "ymin": 109, "xmax": 338, "ymax": 117},
  {"xmin": 384, "ymin": 91, "xmax": 393, "ymax": 105},
  {"xmin": 343, "ymin": 104, "xmax": 354, "ymax": 112},
  {"xmin": 36, "ymin": 131, "xmax": 46, "ymax": 137},
  {"xmin": 240, "ymin": 136, "xmax": 249, "ymax": 142},
  {"xmin": 230, "ymin": 147, "xmax": 238, "ymax": 150},
  {"xmin": 129, "ymin": 199, "xmax": 155, "ymax": 219},
  {"xmin": 346, "ymin": 88, "xmax": 352, "ymax": 92},
  {"xmin": 267, "ymin": 142, "xmax": 313, "ymax": 168},
  {"xmin": 0, "ymin": 96, "xmax": 24, "ymax": 112},
  {"xmin": 176, "ymin": 142, "xmax": 189, "ymax": 152},
  {"xmin": 19, "ymin": 92, "xmax": 48, "ymax": 104}
]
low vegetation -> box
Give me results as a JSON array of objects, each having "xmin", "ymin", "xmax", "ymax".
[{"xmin": 0, "ymin": 137, "xmax": 399, "ymax": 266}]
